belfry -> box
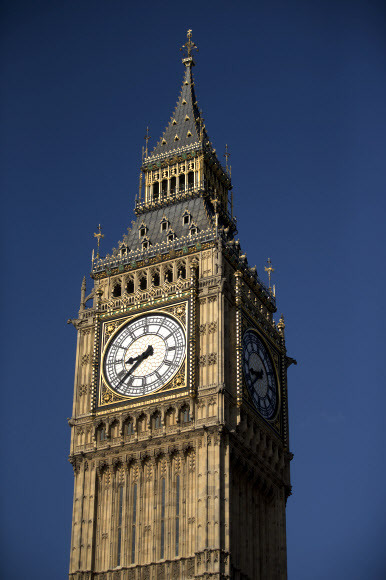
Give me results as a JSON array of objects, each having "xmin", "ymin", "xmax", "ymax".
[{"xmin": 68, "ymin": 30, "xmax": 294, "ymax": 580}]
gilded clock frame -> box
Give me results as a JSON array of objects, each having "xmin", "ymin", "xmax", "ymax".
[
  {"xmin": 241, "ymin": 325, "xmax": 281, "ymax": 423},
  {"xmin": 237, "ymin": 309, "xmax": 283, "ymax": 436},
  {"xmin": 94, "ymin": 300, "xmax": 191, "ymax": 411}
]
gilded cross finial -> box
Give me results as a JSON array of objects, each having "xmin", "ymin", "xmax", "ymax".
[
  {"xmin": 181, "ymin": 29, "xmax": 198, "ymax": 60},
  {"xmin": 144, "ymin": 126, "xmax": 151, "ymax": 158},
  {"xmin": 264, "ymin": 258, "xmax": 275, "ymax": 292},
  {"xmin": 224, "ymin": 144, "xmax": 231, "ymax": 175},
  {"xmin": 94, "ymin": 224, "xmax": 104, "ymax": 259}
]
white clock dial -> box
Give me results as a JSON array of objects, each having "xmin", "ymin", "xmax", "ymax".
[
  {"xmin": 242, "ymin": 329, "xmax": 278, "ymax": 420},
  {"xmin": 102, "ymin": 313, "xmax": 186, "ymax": 397}
]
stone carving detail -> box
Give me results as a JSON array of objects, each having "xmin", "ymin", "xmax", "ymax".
[
  {"xmin": 208, "ymin": 295, "xmax": 217, "ymax": 303},
  {"xmin": 172, "ymin": 561, "xmax": 179, "ymax": 577},
  {"xmin": 199, "ymin": 323, "xmax": 207, "ymax": 335},
  {"xmin": 78, "ymin": 384, "xmax": 89, "ymax": 396},
  {"xmin": 80, "ymin": 328, "xmax": 91, "ymax": 336},
  {"xmin": 81, "ymin": 354, "xmax": 91, "ymax": 365},
  {"xmin": 198, "ymin": 355, "xmax": 206, "ymax": 366},
  {"xmin": 187, "ymin": 451, "xmax": 196, "ymax": 472},
  {"xmin": 208, "ymin": 321, "xmax": 217, "ymax": 333},
  {"xmin": 207, "ymin": 352, "xmax": 217, "ymax": 365},
  {"xmin": 187, "ymin": 558, "xmax": 195, "ymax": 575}
]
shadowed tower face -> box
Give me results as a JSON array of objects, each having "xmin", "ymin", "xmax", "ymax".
[{"xmin": 68, "ymin": 30, "xmax": 293, "ymax": 580}]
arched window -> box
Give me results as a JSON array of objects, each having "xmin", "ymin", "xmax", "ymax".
[
  {"xmin": 165, "ymin": 408, "xmax": 176, "ymax": 427},
  {"xmin": 117, "ymin": 485, "xmax": 123, "ymax": 566},
  {"xmin": 179, "ymin": 174, "xmax": 185, "ymax": 192},
  {"xmin": 161, "ymin": 180, "xmax": 167, "ymax": 195},
  {"xmin": 160, "ymin": 478, "xmax": 166, "ymax": 559},
  {"xmin": 131, "ymin": 483, "xmax": 137, "ymax": 563},
  {"xmin": 97, "ymin": 424, "xmax": 106, "ymax": 442},
  {"xmin": 137, "ymin": 414, "xmax": 147, "ymax": 433},
  {"xmin": 139, "ymin": 276, "xmax": 147, "ymax": 290},
  {"xmin": 170, "ymin": 176, "xmax": 176, "ymax": 194},
  {"xmin": 165, "ymin": 269, "xmax": 173, "ymax": 283},
  {"xmin": 110, "ymin": 420, "xmax": 119, "ymax": 438},
  {"xmin": 177, "ymin": 264, "xmax": 186, "ymax": 279},
  {"xmin": 152, "ymin": 272, "xmax": 160, "ymax": 287},
  {"xmin": 112, "ymin": 283, "xmax": 121, "ymax": 297},
  {"xmin": 188, "ymin": 171, "xmax": 194, "ymax": 188},
  {"xmin": 152, "ymin": 413, "xmax": 161, "ymax": 430},
  {"xmin": 126, "ymin": 279, "xmax": 134, "ymax": 294},
  {"xmin": 124, "ymin": 417, "xmax": 134, "ymax": 436},
  {"xmin": 175, "ymin": 475, "xmax": 180, "ymax": 557},
  {"xmin": 153, "ymin": 181, "xmax": 159, "ymax": 201},
  {"xmin": 181, "ymin": 406, "xmax": 190, "ymax": 423}
]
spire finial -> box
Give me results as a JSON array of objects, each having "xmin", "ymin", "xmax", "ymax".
[
  {"xmin": 224, "ymin": 144, "xmax": 230, "ymax": 175},
  {"xmin": 94, "ymin": 224, "xmax": 104, "ymax": 259},
  {"xmin": 144, "ymin": 126, "xmax": 151, "ymax": 158},
  {"xmin": 264, "ymin": 258, "xmax": 275, "ymax": 292},
  {"xmin": 181, "ymin": 29, "xmax": 198, "ymax": 62}
]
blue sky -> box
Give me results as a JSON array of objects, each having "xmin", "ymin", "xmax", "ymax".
[{"xmin": 1, "ymin": 1, "xmax": 386, "ymax": 578}]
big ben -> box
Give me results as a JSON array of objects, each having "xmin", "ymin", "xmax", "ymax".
[{"xmin": 68, "ymin": 30, "xmax": 294, "ymax": 580}]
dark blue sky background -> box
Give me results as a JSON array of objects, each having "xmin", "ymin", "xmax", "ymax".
[{"xmin": 1, "ymin": 1, "xmax": 386, "ymax": 578}]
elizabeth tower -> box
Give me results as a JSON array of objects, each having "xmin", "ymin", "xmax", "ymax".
[{"xmin": 68, "ymin": 31, "xmax": 294, "ymax": 580}]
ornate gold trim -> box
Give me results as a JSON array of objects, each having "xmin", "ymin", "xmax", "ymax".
[{"xmin": 97, "ymin": 302, "xmax": 189, "ymax": 408}]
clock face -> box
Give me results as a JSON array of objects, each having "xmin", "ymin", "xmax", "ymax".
[
  {"xmin": 102, "ymin": 313, "xmax": 186, "ymax": 397},
  {"xmin": 242, "ymin": 329, "xmax": 278, "ymax": 420}
]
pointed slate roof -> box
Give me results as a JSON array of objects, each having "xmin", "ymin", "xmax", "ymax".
[{"xmin": 147, "ymin": 54, "xmax": 210, "ymax": 160}]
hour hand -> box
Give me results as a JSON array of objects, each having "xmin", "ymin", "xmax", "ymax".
[
  {"xmin": 126, "ymin": 345, "xmax": 154, "ymax": 366},
  {"xmin": 250, "ymin": 367, "xmax": 264, "ymax": 382},
  {"xmin": 127, "ymin": 353, "xmax": 140, "ymax": 365},
  {"xmin": 125, "ymin": 345, "xmax": 154, "ymax": 377}
]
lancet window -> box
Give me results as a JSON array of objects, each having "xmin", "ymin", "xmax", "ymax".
[
  {"xmin": 116, "ymin": 485, "xmax": 123, "ymax": 566},
  {"xmin": 131, "ymin": 483, "xmax": 137, "ymax": 563}
]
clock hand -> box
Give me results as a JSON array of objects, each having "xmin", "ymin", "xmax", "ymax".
[
  {"xmin": 123, "ymin": 345, "xmax": 154, "ymax": 379},
  {"xmin": 127, "ymin": 344, "xmax": 154, "ymax": 366},
  {"xmin": 127, "ymin": 353, "xmax": 140, "ymax": 365},
  {"xmin": 250, "ymin": 367, "xmax": 264, "ymax": 384}
]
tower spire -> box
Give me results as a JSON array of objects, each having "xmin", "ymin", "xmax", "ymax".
[{"xmin": 146, "ymin": 30, "xmax": 207, "ymax": 161}]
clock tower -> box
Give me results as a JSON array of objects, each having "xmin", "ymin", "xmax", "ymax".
[{"xmin": 68, "ymin": 31, "xmax": 294, "ymax": 580}]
